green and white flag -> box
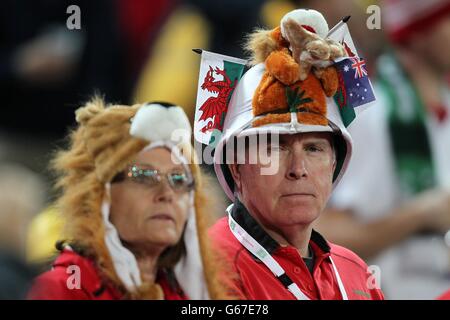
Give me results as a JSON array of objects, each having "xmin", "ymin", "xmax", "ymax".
[{"xmin": 194, "ymin": 50, "xmax": 246, "ymax": 147}]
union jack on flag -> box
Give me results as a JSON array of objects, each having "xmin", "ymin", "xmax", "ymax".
[
  {"xmin": 327, "ymin": 22, "xmax": 376, "ymax": 127},
  {"xmin": 350, "ymin": 57, "xmax": 368, "ymax": 79},
  {"xmin": 335, "ymin": 57, "xmax": 375, "ymax": 109}
]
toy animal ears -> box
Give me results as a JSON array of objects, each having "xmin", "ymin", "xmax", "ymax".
[
  {"xmin": 280, "ymin": 9, "xmax": 329, "ymax": 39},
  {"xmin": 129, "ymin": 102, "xmax": 192, "ymax": 144},
  {"xmin": 129, "ymin": 101, "xmax": 178, "ymax": 123}
]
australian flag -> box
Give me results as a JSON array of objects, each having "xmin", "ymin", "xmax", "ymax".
[{"xmin": 333, "ymin": 57, "xmax": 376, "ymax": 127}]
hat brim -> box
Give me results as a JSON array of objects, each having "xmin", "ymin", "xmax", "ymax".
[{"xmin": 214, "ymin": 120, "xmax": 352, "ymax": 202}]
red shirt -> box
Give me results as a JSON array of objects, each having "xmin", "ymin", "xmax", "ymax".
[
  {"xmin": 27, "ymin": 249, "xmax": 187, "ymax": 300},
  {"xmin": 209, "ymin": 202, "xmax": 385, "ymax": 300},
  {"xmin": 437, "ymin": 289, "xmax": 450, "ymax": 300}
]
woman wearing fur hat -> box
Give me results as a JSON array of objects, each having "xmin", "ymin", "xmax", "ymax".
[{"xmin": 28, "ymin": 98, "xmax": 227, "ymax": 300}]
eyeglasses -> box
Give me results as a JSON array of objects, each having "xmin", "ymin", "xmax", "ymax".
[{"xmin": 111, "ymin": 164, "xmax": 194, "ymax": 192}]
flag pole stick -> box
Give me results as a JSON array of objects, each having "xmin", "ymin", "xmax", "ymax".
[{"xmin": 327, "ymin": 15, "xmax": 351, "ymax": 37}]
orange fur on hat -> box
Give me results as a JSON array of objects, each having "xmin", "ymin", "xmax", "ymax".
[
  {"xmin": 52, "ymin": 97, "xmax": 231, "ymax": 299},
  {"xmin": 245, "ymin": 9, "xmax": 346, "ymax": 128}
]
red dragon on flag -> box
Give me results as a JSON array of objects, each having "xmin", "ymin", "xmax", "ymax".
[{"xmin": 199, "ymin": 66, "xmax": 236, "ymax": 133}]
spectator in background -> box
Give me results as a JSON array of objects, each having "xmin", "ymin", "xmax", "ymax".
[
  {"xmin": 26, "ymin": 206, "xmax": 63, "ymax": 267},
  {"xmin": 116, "ymin": 0, "xmax": 180, "ymax": 102},
  {"xmin": 0, "ymin": 0, "xmax": 128, "ymax": 137},
  {"xmin": 314, "ymin": 0, "xmax": 450, "ymax": 299},
  {"xmin": 0, "ymin": 163, "xmax": 45, "ymax": 299}
]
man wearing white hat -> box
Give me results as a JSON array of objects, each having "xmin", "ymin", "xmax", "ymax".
[{"xmin": 208, "ymin": 8, "xmax": 384, "ymax": 300}]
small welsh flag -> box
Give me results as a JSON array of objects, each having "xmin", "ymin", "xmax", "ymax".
[
  {"xmin": 194, "ymin": 50, "xmax": 247, "ymax": 147},
  {"xmin": 328, "ymin": 23, "xmax": 376, "ymax": 127}
]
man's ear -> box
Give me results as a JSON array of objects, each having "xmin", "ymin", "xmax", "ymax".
[{"xmin": 228, "ymin": 163, "xmax": 241, "ymax": 192}]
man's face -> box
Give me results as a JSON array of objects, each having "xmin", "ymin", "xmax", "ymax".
[{"xmin": 229, "ymin": 132, "xmax": 336, "ymax": 230}]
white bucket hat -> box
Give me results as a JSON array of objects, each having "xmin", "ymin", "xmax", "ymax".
[{"xmin": 213, "ymin": 63, "xmax": 353, "ymax": 201}]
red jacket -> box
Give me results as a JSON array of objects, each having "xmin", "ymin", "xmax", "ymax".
[
  {"xmin": 209, "ymin": 203, "xmax": 385, "ymax": 300},
  {"xmin": 437, "ymin": 289, "xmax": 450, "ymax": 300},
  {"xmin": 28, "ymin": 250, "xmax": 187, "ymax": 300}
]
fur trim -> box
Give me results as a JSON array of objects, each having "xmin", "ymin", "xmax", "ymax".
[
  {"xmin": 244, "ymin": 28, "xmax": 279, "ymax": 66},
  {"xmin": 75, "ymin": 96, "xmax": 105, "ymax": 125},
  {"xmin": 244, "ymin": 27, "xmax": 291, "ymax": 66},
  {"xmin": 191, "ymin": 167, "xmax": 235, "ymax": 299},
  {"xmin": 75, "ymin": 102, "xmax": 148, "ymax": 183}
]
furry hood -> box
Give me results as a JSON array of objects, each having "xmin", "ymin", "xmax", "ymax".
[{"xmin": 52, "ymin": 97, "xmax": 229, "ymax": 299}]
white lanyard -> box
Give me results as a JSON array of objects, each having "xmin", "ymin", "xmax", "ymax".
[{"xmin": 227, "ymin": 205, "xmax": 348, "ymax": 300}]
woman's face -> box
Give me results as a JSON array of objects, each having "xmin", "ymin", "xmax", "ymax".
[{"xmin": 109, "ymin": 147, "xmax": 191, "ymax": 252}]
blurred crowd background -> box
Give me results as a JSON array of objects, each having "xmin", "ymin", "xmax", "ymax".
[{"xmin": 1, "ymin": 0, "xmax": 450, "ymax": 299}]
